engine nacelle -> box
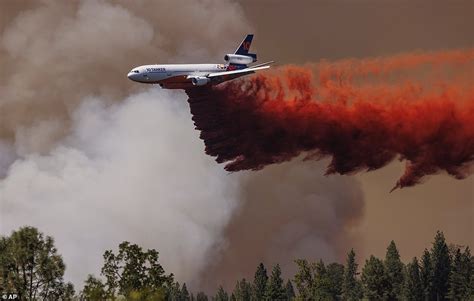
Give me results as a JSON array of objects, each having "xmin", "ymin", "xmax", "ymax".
[
  {"xmin": 224, "ymin": 54, "xmax": 256, "ymax": 65},
  {"xmin": 190, "ymin": 76, "xmax": 211, "ymax": 86}
]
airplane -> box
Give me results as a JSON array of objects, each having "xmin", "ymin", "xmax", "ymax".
[{"xmin": 127, "ymin": 34, "xmax": 273, "ymax": 89}]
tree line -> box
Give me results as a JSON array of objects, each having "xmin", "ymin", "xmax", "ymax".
[{"xmin": 0, "ymin": 226, "xmax": 472, "ymax": 300}]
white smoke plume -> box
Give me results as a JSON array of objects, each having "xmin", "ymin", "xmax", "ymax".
[
  {"xmin": 1, "ymin": 89, "xmax": 242, "ymax": 287},
  {"xmin": 0, "ymin": 0, "xmax": 251, "ymax": 288}
]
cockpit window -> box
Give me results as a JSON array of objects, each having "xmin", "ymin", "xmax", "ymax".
[{"xmin": 133, "ymin": 70, "xmax": 139, "ymax": 73}]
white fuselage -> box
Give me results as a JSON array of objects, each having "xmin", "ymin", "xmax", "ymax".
[
  {"xmin": 127, "ymin": 34, "xmax": 271, "ymax": 89},
  {"xmin": 127, "ymin": 64, "xmax": 228, "ymax": 89}
]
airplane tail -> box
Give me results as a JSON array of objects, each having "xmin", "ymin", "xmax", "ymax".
[
  {"xmin": 235, "ymin": 34, "xmax": 257, "ymax": 61},
  {"xmin": 224, "ymin": 34, "xmax": 259, "ymax": 70}
]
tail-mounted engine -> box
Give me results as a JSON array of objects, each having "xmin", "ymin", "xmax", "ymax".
[{"xmin": 224, "ymin": 53, "xmax": 257, "ymax": 65}]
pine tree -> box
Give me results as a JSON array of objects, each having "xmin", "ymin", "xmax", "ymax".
[
  {"xmin": 403, "ymin": 257, "xmax": 423, "ymax": 301},
  {"xmin": 327, "ymin": 263, "xmax": 344, "ymax": 298},
  {"xmin": 313, "ymin": 260, "xmax": 333, "ymax": 300},
  {"xmin": 266, "ymin": 264, "xmax": 286, "ymax": 300},
  {"xmin": 384, "ymin": 240, "xmax": 404, "ymax": 300},
  {"xmin": 0, "ymin": 227, "xmax": 74, "ymax": 301},
  {"xmin": 242, "ymin": 279, "xmax": 252, "ymax": 301},
  {"xmin": 253, "ymin": 263, "xmax": 268, "ymax": 300},
  {"xmin": 234, "ymin": 279, "xmax": 251, "ymax": 301},
  {"xmin": 293, "ymin": 259, "xmax": 313, "ymax": 300},
  {"xmin": 169, "ymin": 281, "xmax": 182, "ymax": 301},
  {"xmin": 215, "ymin": 285, "xmax": 229, "ymax": 301},
  {"xmin": 447, "ymin": 248, "xmax": 469, "ymax": 300},
  {"xmin": 361, "ymin": 255, "xmax": 389, "ymax": 301},
  {"xmin": 233, "ymin": 281, "xmax": 242, "ymax": 301},
  {"xmin": 285, "ymin": 280, "xmax": 295, "ymax": 301},
  {"xmin": 420, "ymin": 249, "xmax": 434, "ymax": 300},
  {"xmin": 196, "ymin": 291, "xmax": 209, "ymax": 301},
  {"xmin": 462, "ymin": 247, "xmax": 473, "ymax": 299},
  {"xmin": 342, "ymin": 249, "xmax": 362, "ymax": 300},
  {"xmin": 182, "ymin": 283, "xmax": 190, "ymax": 301},
  {"xmin": 431, "ymin": 231, "xmax": 451, "ymax": 300}
]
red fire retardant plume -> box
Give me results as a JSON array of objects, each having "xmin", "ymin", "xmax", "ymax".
[{"xmin": 186, "ymin": 50, "xmax": 474, "ymax": 191}]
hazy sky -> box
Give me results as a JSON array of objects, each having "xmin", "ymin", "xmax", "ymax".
[
  {"xmin": 237, "ymin": 0, "xmax": 473, "ymax": 262},
  {"xmin": 239, "ymin": 0, "xmax": 474, "ymax": 62}
]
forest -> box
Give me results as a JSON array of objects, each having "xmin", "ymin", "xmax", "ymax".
[{"xmin": 0, "ymin": 226, "xmax": 472, "ymax": 300}]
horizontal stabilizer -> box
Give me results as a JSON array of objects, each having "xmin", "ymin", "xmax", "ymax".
[
  {"xmin": 208, "ymin": 65, "xmax": 270, "ymax": 78},
  {"xmin": 250, "ymin": 61, "xmax": 275, "ymax": 68}
]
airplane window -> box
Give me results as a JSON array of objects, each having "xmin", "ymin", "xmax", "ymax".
[{"xmin": 133, "ymin": 70, "xmax": 139, "ymax": 73}]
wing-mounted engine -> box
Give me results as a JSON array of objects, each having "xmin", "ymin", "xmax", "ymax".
[
  {"xmin": 224, "ymin": 54, "xmax": 257, "ymax": 65},
  {"xmin": 188, "ymin": 76, "xmax": 211, "ymax": 86}
]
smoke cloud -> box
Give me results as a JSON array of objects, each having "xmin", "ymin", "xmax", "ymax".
[
  {"xmin": 186, "ymin": 50, "xmax": 474, "ymax": 191},
  {"xmin": 198, "ymin": 159, "xmax": 364, "ymax": 291},
  {"xmin": 1, "ymin": 89, "xmax": 242, "ymax": 286},
  {"xmin": 0, "ymin": 0, "xmax": 250, "ymax": 145},
  {"xmin": 0, "ymin": 0, "xmax": 249, "ymax": 289},
  {"xmin": 0, "ymin": 0, "xmax": 365, "ymax": 293}
]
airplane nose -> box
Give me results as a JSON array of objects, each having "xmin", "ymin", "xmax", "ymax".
[
  {"xmin": 127, "ymin": 68, "xmax": 144, "ymax": 82},
  {"xmin": 127, "ymin": 71, "xmax": 138, "ymax": 81}
]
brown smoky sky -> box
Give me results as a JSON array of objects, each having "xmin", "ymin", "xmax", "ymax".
[{"xmin": 236, "ymin": 0, "xmax": 473, "ymax": 267}]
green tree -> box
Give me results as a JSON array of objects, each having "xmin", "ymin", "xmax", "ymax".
[
  {"xmin": 0, "ymin": 226, "xmax": 74, "ymax": 300},
  {"xmin": 168, "ymin": 281, "xmax": 181, "ymax": 301},
  {"xmin": 233, "ymin": 281, "xmax": 242, "ymax": 301},
  {"xmin": 196, "ymin": 291, "xmax": 209, "ymax": 301},
  {"xmin": 312, "ymin": 260, "xmax": 333, "ymax": 300},
  {"xmin": 80, "ymin": 274, "xmax": 107, "ymax": 301},
  {"xmin": 462, "ymin": 247, "xmax": 473, "ymax": 299},
  {"xmin": 431, "ymin": 231, "xmax": 451, "ymax": 300},
  {"xmin": 403, "ymin": 257, "xmax": 422, "ymax": 301},
  {"xmin": 252, "ymin": 263, "xmax": 268, "ymax": 301},
  {"xmin": 215, "ymin": 286, "xmax": 229, "ymax": 301},
  {"xmin": 0, "ymin": 237, "xmax": 7, "ymax": 293},
  {"xmin": 50, "ymin": 282, "xmax": 75, "ymax": 300},
  {"xmin": 326, "ymin": 263, "xmax": 344, "ymax": 299},
  {"xmin": 447, "ymin": 247, "xmax": 470, "ymax": 300},
  {"xmin": 342, "ymin": 249, "xmax": 362, "ymax": 301},
  {"xmin": 294, "ymin": 259, "xmax": 313, "ymax": 300},
  {"xmin": 233, "ymin": 278, "xmax": 251, "ymax": 301},
  {"xmin": 265, "ymin": 264, "xmax": 286, "ymax": 300},
  {"xmin": 127, "ymin": 287, "xmax": 166, "ymax": 301},
  {"xmin": 181, "ymin": 283, "xmax": 190, "ymax": 301},
  {"xmin": 285, "ymin": 280, "xmax": 295, "ymax": 301},
  {"xmin": 101, "ymin": 241, "xmax": 173, "ymax": 299},
  {"xmin": 361, "ymin": 255, "xmax": 389, "ymax": 301},
  {"xmin": 384, "ymin": 240, "xmax": 404, "ymax": 300},
  {"xmin": 420, "ymin": 249, "xmax": 433, "ymax": 300}
]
